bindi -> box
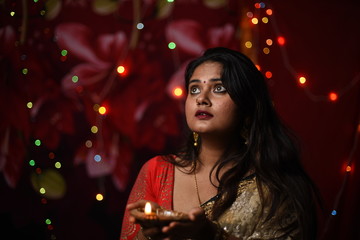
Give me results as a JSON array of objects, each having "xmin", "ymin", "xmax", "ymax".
[{"xmin": 203, "ymin": 81, "xmax": 206, "ymax": 83}]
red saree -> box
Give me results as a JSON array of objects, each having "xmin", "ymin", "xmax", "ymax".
[{"xmin": 120, "ymin": 155, "xmax": 174, "ymax": 239}]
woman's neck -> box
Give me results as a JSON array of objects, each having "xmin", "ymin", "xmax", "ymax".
[{"xmin": 197, "ymin": 134, "xmax": 231, "ymax": 168}]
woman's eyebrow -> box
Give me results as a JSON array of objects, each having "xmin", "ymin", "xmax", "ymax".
[{"xmin": 189, "ymin": 78, "xmax": 222, "ymax": 84}]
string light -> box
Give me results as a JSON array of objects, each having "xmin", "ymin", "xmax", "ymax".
[
  {"xmin": 266, "ymin": 39, "xmax": 273, "ymax": 46},
  {"xmin": 265, "ymin": 71, "xmax": 272, "ymax": 79},
  {"xmin": 72, "ymin": 75, "xmax": 79, "ymax": 83},
  {"xmin": 10, "ymin": 11, "xmax": 15, "ymax": 16},
  {"xmin": 85, "ymin": 140, "xmax": 93, "ymax": 148},
  {"xmin": 299, "ymin": 76, "xmax": 307, "ymax": 85},
  {"xmin": 173, "ymin": 87, "xmax": 183, "ymax": 97},
  {"xmin": 245, "ymin": 41, "xmax": 252, "ymax": 48},
  {"xmin": 117, "ymin": 65, "xmax": 125, "ymax": 75},
  {"xmin": 168, "ymin": 42, "xmax": 176, "ymax": 49},
  {"xmin": 29, "ymin": 160, "xmax": 36, "ymax": 166},
  {"xmin": 251, "ymin": 18, "xmax": 259, "ymax": 25},
  {"xmin": 277, "ymin": 36, "xmax": 286, "ymax": 45},
  {"xmin": 329, "ymin": 92, "xmax": 338, "ymax": 102},
  {"xmin": 262, "ymin": 17, "xmax": 269, "ymax": 24},
  {"xmin": 94, "ymin": 154, "xmax": 102, "ymax": 162},
  {"xmin": 55, "ymin": 162, "xmax": 61, "ymax": 169},
  {"xmin": 27, "ymin": 102, "xmax": 33, "ymax": 109},
  {"xmin": 136, "ymin": 23, "xmax": 144, "ymax": 30},
  {"xmin": 263, "ymin": 47, "xmax": 270, "ymax": 54},
  {"xmin": 22, "ymin": 68, "xmax": 28, "ymax": 75},
  {"xmin": 91, "ymin": 126, "xmax": 98, "ymax": 133},
  {"xmin": 98, "ymin": 106, "xmax": 107, "ymax": 115},
  {"xmin": 35, "ymin": 139, "xmax": 41, "ymax": 146},
  {"xmin": 96, "ymin": 193, "xmax": 104, "ymax": 201},
  {"xmin": 345, "ymin": 166, "xmax": 352, "ymax": 172},
  {"xmin": 266, "ymin": 9, "xmax": 273, "ymax": 15}
]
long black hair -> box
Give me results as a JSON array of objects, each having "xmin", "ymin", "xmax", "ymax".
[{"xmin": 168, "ymin": 47, "xmax": 318, "ymax": 239}]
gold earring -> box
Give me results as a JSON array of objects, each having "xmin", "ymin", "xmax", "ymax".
[{"xmin": 193, "ymin": 132, "xmax": 199, "ymax": 147}]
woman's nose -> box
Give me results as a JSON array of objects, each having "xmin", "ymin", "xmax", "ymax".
[{"xmin": 196, "ymin": 93, "xmax": 211, "ymax": 106}]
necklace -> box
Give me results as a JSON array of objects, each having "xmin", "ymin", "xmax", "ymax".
[{"xmin": 194, "ymin": 170, "xmax": 202, "ymax": 206}]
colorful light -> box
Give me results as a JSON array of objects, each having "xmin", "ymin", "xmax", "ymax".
[
  {"xmin": 49, "ymin": 152, "xmax": 55, "ymax": 159},
  {"xmin": 27, "ymin": 102, "xmax": 33, "ymax": 109},
  {"xmin": 72, "ymin": 75, "xmax": 79, "ymax": 83},
  {"xmin": 35, "ymin": 139, "xmax": 41, "ymax": 146},
  {"xmin": 266, "ymin": 39, "xmax": 273, "ymax": 46},
  {"xmin": 265, "ymin": 71, "xmax": 272, "ymax": 79},
  {"xmin": 40, "ymin": 188, "xmax": 46, "ymax": 194},
  {"xmin": 10, "ymin": 11, "xmax": 15, "ymax": 16},
  {"xmin": 29, "ymin": 160, "xmax": 35, "ymax": 166},
  {"xmin": 45, "ymin": 219, "xmax": 52, "ymax": 225},
  {"xmin": 98, "ymin": 106, "xmax": 107, "ymax": 115},
  {"xmin": 136, "ymin": 23, "xmax": 144, "ymax": 30},
  {"xmin": 251, "ymin": 18, "xmax": 259, "ymax": 25},
  {"xmin": 96, "ymin": 193, "xmax": 104, "ymax": 201},
  {"xmin": 299, "ymin": 77, "xmax": 307, "ymax": 85},
  {"xmin": 266, "ymin": 9, "xmax": 273, "ymax": 16},
  {"xmin": 61, "ymin": 50, "xmax": 68, "ymax": 56},
  {"xmin": 55, "ymin": 162, "xmax": 61, "ymax": 169},
  {"xmin": 329, "ymin": 92, "xmax": 338, "ymax": 101},
  {"xmin": 277, "ymin": 36, "xmax": 286, "ymax": 46},
  {"xmin": 262, "ymin": 17, "xmax": 269, "ymax": 24},
  {"xmin": 346, "ymin": 166, "xmax": 352, "ymax": 172},
  {"xmin": 246, "ymin": 12, "xmax": 253, "ymax": 18},
  {"xmin": 173, "ymin": 87, "xmax": 183, "ymax": 97},
  {"xmin": 255, "ymin": 65, "xmax": 261, "ymax": 71},
  {"xmin": 245, "ymin": 41, "xmax": 252, "ymax": 48},
  {"xmin": 117, "ymin": 65, "xmax": 125, "ymax": 74},
  {"xmin": 263, "ymin": 47, "xmax": 270, "ymax": 54},
  {"xmin": 94, "ymin": 154, "xmax": 102, "ymax": 162},
  {"xmin": 91, "ymin": 126, "xmax": 98, "ymax": 133},
  {"xmin": 331, "ymin": 210, "xmax": 337, "ymax": 216},
  {"xmin": 168, "ymin": 42, "xmax": 176, "ymax": 49},
  {"xmin": 85, "ymin": 140, "xmax": 93, "ymax": 148},
  {"xmin": 22, "ymin": 68, "xmax": 28, "ymax": 75}
]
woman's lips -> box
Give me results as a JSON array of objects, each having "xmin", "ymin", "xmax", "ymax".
[{"xmin": 195, "ymin": 110, "xmax": 213, "ymax": 120}]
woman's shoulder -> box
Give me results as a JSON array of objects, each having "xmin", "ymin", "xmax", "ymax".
[{"xmin": 143, "ymin": 154, "xmax": 176, "ymax": 172}]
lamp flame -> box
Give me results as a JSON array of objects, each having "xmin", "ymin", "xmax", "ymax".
[{"xmin": 144, "ymin": 202, "xmax": 152, "ymax": 215}]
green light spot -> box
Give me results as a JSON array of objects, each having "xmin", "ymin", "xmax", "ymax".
[
  {"xmin": 22, "ymin": 68, "xmax": 28, "ymax": 75},
  {"xmin": 35, "ymin": 139, "xmax": 41, "ymax": 146},
  {"xmin": 39, "ymin": 188, "xmax": 46, "ymax": 194},
  {"xmin": 168, "ymin": 42, "xmax": 176, "ymax": 49},
  {"xmin": 167, "ymin": 0, "xmax": 174, "ymax": 2},
  {"xmin": 61, "ymin": 50, "xmax": 68, "ymax": 56},
  {"xmin": 34, "ymin": 0, "xmax": 39, "ymax": 2},
  {"xmin": 45, "ymin": 219, "xmax": 51, "ymax": 225},
  {"xmin": 55, "ymin": 162, "xmax": 61, "ymax": 169},
  {"xmin": 29, "ymin": 160, "xmax": 35, "ymax": 166},
  {"xmin": 10, "ymin": 12, "xmax": 15, "ymax": 16},
  {"xmin": 27, "ymin": 102, "xmax": 33, "ymax": 109},
  {"xmin": 72, "ymin": 75, "xmax": 79, "ymax": 83}
]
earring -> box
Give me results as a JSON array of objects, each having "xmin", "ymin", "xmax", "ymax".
[{"xmin": 193, "ymin": 132, "xmax": 199, "ymax": 147}]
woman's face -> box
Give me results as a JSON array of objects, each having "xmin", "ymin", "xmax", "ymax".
[{"xmin": 185, "ymin": 61, "xmax": 238, "ymax": 136}]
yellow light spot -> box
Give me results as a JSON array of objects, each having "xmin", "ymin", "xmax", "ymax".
[
  {"xmin": 173, "ymin": 87, "xmax": 183, "ymax": 97},
  {"xmin": 251, "ymin": 18, "xmax": 259, "ymax": 25},
  {"xmin": 245, "ymin": 41, "xmax": 252, "ymax": 48},
  {"xmin": 96, "ymin": 193, "xmax": 104, "ymax": 201},
  {"xmin": 262, "ymin": 17, "xmax": 269, "ymax": 23},
  {"xmin": 98, "ymin": 106, "xmax": 107, "ymax": 115},
  {"xmin": 40, "ymin": 188, "xmax": 46, "ymax": 194},
  {"xmin": 263, "ymin": 47, "xmax": 270, "ymax": 54},
  {"xmin": 91, "ymin": 126, "xmax": 98, "ymax": 133},
  {"xmin": 117, "ymin": 65, "xmax": 125, "ymax": 74},
  {"xmin": 299, "ymin": 77, "xmax": 307, "ymax": 85},
  {"xmin": 27, "ymin": 102, "xmax": 33, "ymax": 109},
  {"xmin": 10, "ymin": 11, "xmax": 15, "ymax": 16},
  {"xmin": 55, "ymin": 162, "xmax": 61, "ymax": 169}
]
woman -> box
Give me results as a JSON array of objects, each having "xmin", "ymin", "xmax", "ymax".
[{"xmin": 120, "ymin": 47, "xmax": 318, "ymax": 239}]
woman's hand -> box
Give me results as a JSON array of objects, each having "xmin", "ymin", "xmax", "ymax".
[{"xmin": 161, "ymin": 207, "xmax": 213, "ymax": 240}]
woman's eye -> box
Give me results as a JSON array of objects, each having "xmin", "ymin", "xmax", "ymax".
[
  {"xmin": 214, "ymin": 85, "xmax": 227, "ymax": 93},
  {"xmin": 190, "ymin": 86, "xmax": 200, "ymax": 94}
]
